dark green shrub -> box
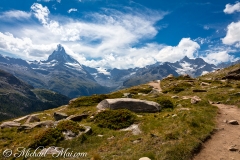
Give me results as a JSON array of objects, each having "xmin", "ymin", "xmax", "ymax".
[
  {"xmin": 29, "ymin": 128, "xmax": 64, "ymax": 148},
  {"xmin": 156, "ymin": 98, "xmax": 174, "ymax": 109},
  {"xmin": 94, "ymin": 109, "xmax": 137, "ymax": 130},
  {"xmin": 70, "ymin": 92, "xmax": 123, "ymax": 108},
  {"xmin": 56, "ymin": 120, "xmax": 84, "ymax": 134}
]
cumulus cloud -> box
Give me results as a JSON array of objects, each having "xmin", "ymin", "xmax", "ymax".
[
  {"xmin": 224, "ymin": 2, "xmax": 240, "ymax": 14},
  {"xmin": 68, "ymin": 8, "xmax": 78, "ymax": 13},
  {"xmin": 31, "ymin": 3, "xmax": 50, "ymax": 25},
  {"xmin": 222, "ymin": 21, "xmax": 240, "ymax": 45},
  {"xmin": 1, "ymin": 3, "xmax": 217, "ymax": 69},
  {"xmin": 201, "ymin": 51, "xmax": 237, "ymax": 65},
  {"xmin": 154, "ymin": 38, "xmax": 200, "ymax": 63},
  {"xmin": 0, "ymin": 10, "xmax": 31, "ymax": 20}
]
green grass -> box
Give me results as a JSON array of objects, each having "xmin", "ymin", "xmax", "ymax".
[{"xmin": 2, "ymin": 75, "xmax": 236, "ymax": 160}]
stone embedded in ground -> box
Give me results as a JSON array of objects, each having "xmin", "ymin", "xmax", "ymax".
[
  {"xmin": 191, "ymin": 96, "xmax": 201, "ymax": 104},
  {"xmin": 228, "ymin": 145, "xmax": 238, "ymax": 151},
  {"xmin": 201, "ymin": 82, "xmax": 210, "ymax": 86},
  {"xmin": 25, "ymin": 115, "xmax": 40, "ymax": 123},
  {"xmin": 178, "ymin": 108, "xmax": 190, "ymax": 111},
  {"xmin": 192, "ymin": 89, "xmax": 207, "ymax": 92},
  {"xmin": 120, "ymin": 124, "xmax": 142, "ymax": 135},
  {"xmin": 123, "ymin": 93, "xmax": 132, "ymax": 98},
  {"xmin": 96, "ymin": 98, "xmax": 161, "ymax": 113},
  {"xmin": 13, "ymin": 115, "xmax": 29, "ymax": 122},
  {"xmin": 66, "ymin": 114, "xmax": 89, "ymax": 121},
  {"xmin": 53, "ymin": 112, "xmax": 68, "ymax": 121},
  {"xmin": 139, "ymin": 157, "xmax": 151, "ymax": 160},
  {"xmin": 171, "ymin": 95, "xmax": 179, "ymax": 99},
  {"xmin": 0, "ymin": 121, "xmax": 21, "ymax": 129},
  {"xmin": 20, "ymin": 120, "xmax": 54, "ymax": 129},
  {"xmin": 228, "ymin": 120, "xmax": 239, "ymax": 125}
]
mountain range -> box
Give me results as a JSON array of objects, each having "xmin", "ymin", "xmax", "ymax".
[{"xmin": 0, "ymin": 44, "xmax": 238, "ymax": 98}]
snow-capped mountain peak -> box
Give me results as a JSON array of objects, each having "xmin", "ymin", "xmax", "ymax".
[{"xmin": 46, "ymin": 44, "xmax": 79, "ymax": 65}]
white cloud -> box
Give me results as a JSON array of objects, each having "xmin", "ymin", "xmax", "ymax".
[
  {"xmin": 224, "ymin": 2, "xmax": 240, "ymax": 14},
  {"xmin": 57, "ymin": 0, "xmax": 61, "ymax": 3},
  {"xmin": 154, "ymin": 38, "xmax": 200, "ymax": 63},
  {"xmin": 31, "ymin": 3, "xmax": 50, "ymax": 25},
  {"xmin": 201, "ymin": 51, "xmax": 237, "ymax": 65},
  {"xmin": 68, "ymin": 8, "xmax": 78, "ymax": 13},
  {"xmin": 222, "ymin": 21, "xmax": 240, "ymax": 45},
  {"xmin": 0, "ymin": 10, "xmax": 31, "ymax": 20}
]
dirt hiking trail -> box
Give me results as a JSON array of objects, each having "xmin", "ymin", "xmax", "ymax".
[
  {"xmin": 194, "ymin": 104, "xmax": 240, "ymax": 160},
  {"xmin": 148, "ymin": 80, "xmax": 162, "ymax": 92}
]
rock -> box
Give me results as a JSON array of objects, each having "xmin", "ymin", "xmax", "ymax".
[
  {"xmin": 107, "ymin": 136, "xmax": 115, "ymax": 140},
  {"xmin": 177, "ymin": 104, "xmax": 183, "ymax": 107},
  {"xmin": 167, "ymin": 74, "xmax": 174, "ymax": 78},
  {"xmin": 120, "ymin": 124, "xmax": 142, "ymax": 135},
  {"xmin": 96, "ymin": 98, "xmax": 161, "ymax": 113},
  {"xmin": 20, "ymin": 120, "xmax": 54, "ymax": 129},
  {"xmin": 0, "ymin": 121, "xmax": 21, "ymax": 129},
  {"xmin": 13, "ymin": 115, "xmax": 29, "ymax": 122},
  {"xmin": 123, "ymin": 93, "xmax": 132, "ymax": 98},
  {"xmin": 222, "ymin": 68, "xmax": 240, "ymax": 80},
  {"xmin": 192, "ymin": 89, "xmax": 207, "ymax": 92},
  {"xmin": 223, "ymin": 119, "xmax": 228, "ymax": 123},
  {"xmin": 25, "ymin": 115, "xmax": 40, "ymax": 123},
  {"xmin": 90, "ymin": 116, "xmax": 94, "ymax": 119},
  {"xmin": 172, "ymin": 114, "xmax": 177, "ymax": 117},
  {"xmin": 229, "ymin": 145, "xmax": 238, "ymax": 151},
  {"xmin": 63, "ymin": 130, "xmax": 77, "ymax": 140},
  {"xmin": 228, "ymin": 120, "xmax": 239, "ymax": 125},
  {"xmin": 83, "ymin": 126, "xmax": 92, "ymax": 135},
  {"xmin": 171, "ymin": 95, "xmax": 179, "ymax": 99},
  {"xmin": 69, "ymin": 98, "xmax": 78, "ymax": 104},
  {"xmin": 178, "ymin": 108, "xmax": 190, "ymax": 111},
  {"xmin": 66, "ymin": 114, "xmax": 89, "ymax": 121},
  {"xmin": 182, "ymin": 74, "xmax": 191, "ymax": 78},
  {"xmin": 191, "ymin": 96, "xmax": 201, "ymax": 104},
  {"xmin": 132, "ymin": 138, "xmax": 142, "ymax": 144},
  {"xmin": 139, "ymin": 157, "xmax": 151, "ymax": 160},
  {"xmin": 53, "ymin": 112, "xmax": 68, "ymax": 121},
  {"xmin": 201, "ymin": 82, "xmax": 210, "ymax": 86},
  {"xmin": 97, "ymin": 135, "xmax": 104, "ymax": 137}
]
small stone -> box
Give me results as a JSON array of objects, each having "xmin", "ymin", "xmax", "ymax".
[
  {"xmin": 228, "ymin": 120, "xmax": 239, "ymax": 125},
  {"xmin": 223, "ymin": 120, "xmax": 228, "ymax": 123},
  {"xmin": 97, "ymin": 135, "xmax": 104, "ymax": 137},
  {"xmin": 171, "ymin": 96, "xmax": 179, "ymax": 99},
  {"xmin": 53, "ymin": 112, "xmax": 68, "ymax": 121},
  {"xmin": 229, "ymin": 145, "xmax": 238, "ymax": 151},
  {"xmin": 107, "ymin": 136, "xmax": 115, "ymax": 140},
  {"xmin": 139, "ymin": 157, "xmax": 151, "ymax": 160},
  {"xmin": 178, "ymin": 108, "xmax": 190, "ymax": 111},
  {"xmin": 172, "ymin": 114, "xmax": 177, "ymax": 118}
]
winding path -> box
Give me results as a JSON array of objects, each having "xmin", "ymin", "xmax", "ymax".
[
  {"xmin": 148, "ymin": 80, "xmax": 162, "ymax": 92},
  {"xmin": 194, "ymin": 104, "xmax": 240, "ymax": 160}
]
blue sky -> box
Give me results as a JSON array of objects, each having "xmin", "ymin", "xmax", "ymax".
[{"xmin": 0, "ymin": 0, "xmax": 240, "ymax": 69}]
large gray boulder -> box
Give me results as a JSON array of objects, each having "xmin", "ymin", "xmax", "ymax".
[{"xmin": 96, "ymin": 98, "xmax": 161, "ymax": 113}]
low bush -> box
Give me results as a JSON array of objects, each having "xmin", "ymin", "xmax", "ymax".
[
  {"xmin": 94, "ymin": 109, "xmax": 137, "ymax": 130},
  {"xmin": 156, "ymin": 98, "xmax": 174, "ymax": 109},
  {"xmin": 29, "ymin": 128, "xmax": 64, "ymax": 148},
  {"xmin": 56, "ymin": 120, "xmax": 85, "ymax": 134}
]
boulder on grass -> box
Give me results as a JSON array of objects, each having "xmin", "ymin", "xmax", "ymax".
[
  {"xmin": 96, "ymin": 98, "xmax": 161, "ymax": 113},
  {"xmin": 0, "ymin": 121, "xmax": 21, "ymax": 129},
  {"xmin": 66, "ymin": 114, "xmax": 89, "ymax": 122},
  {"xmin": 53, "ymin": 112, "xmax": 68, "ymax": 121},
  {"xmin": 25, "ymin": 115, "xmax": 40, "ymax": 123}
]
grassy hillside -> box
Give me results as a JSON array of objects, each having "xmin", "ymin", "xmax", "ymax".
[
  {"xmin": 0, "ymin": 63, "xmax": 240, "ymax": 160},
  {"xmin": 0, "ymin": 69, "xmax": 70, "ymax": 121}
]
